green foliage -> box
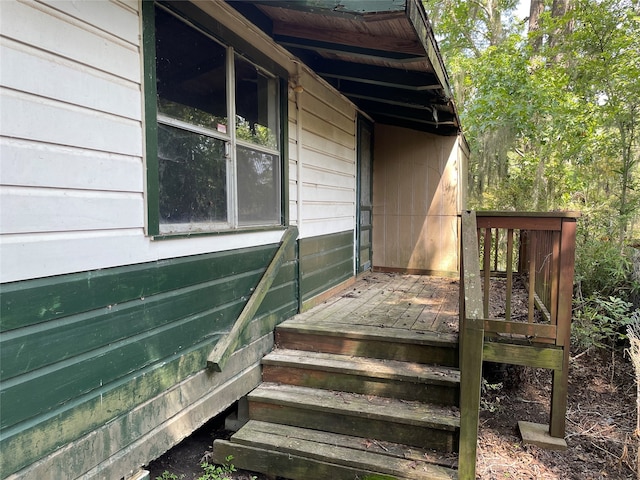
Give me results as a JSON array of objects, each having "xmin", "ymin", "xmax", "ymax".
[
  {"xmin": 575, "ymin": 234, "xmax": 633, "ymax": 298},
  {"xmin": 424, "ymin": 0, "xmax": 640, "ymax": 354},
  {"xmin": 155, "ymin": 471, "xmax": 184, "ymax": 480},
  {"xmin": 573, "ymin": 295, "xmax": 638, "ymax": 351},
  {"xmin": 424, "ymin": 0, "xmax": 640, "ymax": 237},
  {"xmin": 197, "ymin": 455, "xmax": 256, "ymax": 480},
  {"xmin": 480, "ymin": 378, "xmax": 504, "ymax": 413}
]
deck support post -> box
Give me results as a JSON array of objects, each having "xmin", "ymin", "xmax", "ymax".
[{"xmin": 459, "ymin": 317, "xmax": 484, "ymax": 480}]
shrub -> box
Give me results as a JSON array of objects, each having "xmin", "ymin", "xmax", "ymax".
[{"xmin": 572, "ymin": 295, "xmax": 637, "ymax": 351}]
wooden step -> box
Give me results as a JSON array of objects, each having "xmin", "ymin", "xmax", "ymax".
[
  {"xmin": 213, "ymin": 420, "xmax": 458, "ymax": 480},
  {"xmin": 275, "ymin": 320, "xmax": 459, "ymax": 367},
  {"xmin": 262, "ymin": 349, "xmax": 460, "ymax": 406},
  {"xmin": 248, "ymin": 383, "xmax": 460, "ymax": 452}
]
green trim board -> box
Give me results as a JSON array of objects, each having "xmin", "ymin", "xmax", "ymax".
[
  {"xmin": 142, "ymin": 0, "xmax": 160, "ymax": 235},
  {"xmin": 280, "ymin": 78, "xmax": 290, "ymax": 226},
  {"xmin": 1, "ymin": 246, "xmax": 277, "ymax": 333},
  {"xmin": 0, "ymin": 244, "xmax": 298, "ymax": 478},
  {"xmin": 356, "ymin": 116, "xmax": 373, "ymax": 273},
  {"xmin": 299, "ymin": 230, "xmax": 355, "ymax": 302}
]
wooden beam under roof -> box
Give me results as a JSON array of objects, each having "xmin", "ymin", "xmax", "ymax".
[
  {"xmin": 275, "ymin": 35, "xmax": 426, "ymax": 63},
  {"xmin": 346, "ymin": 93, "xmax": 447, "ymax": 114},
  {"xmin": 313, "ymin": 59, "xmax": 441, "ymax": 91},
  {"xmin": 371, "ymin": 111, "xmax": 459, "ymax": 135},
  {"xmin": 324, "ymin": 79, "xmax": 447, "ymax": 106},
  {"xmin": 272, "ymin": 22, "xmax": 424, "ymax": 55}
]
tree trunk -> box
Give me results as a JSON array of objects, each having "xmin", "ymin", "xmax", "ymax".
[
  {"xmin": 528, "ymin": 0, "xmax": 545, "ymax": 53},
  {"xmin": 549, "ymin": 0, "xmax": 573, "ymax": 55}
]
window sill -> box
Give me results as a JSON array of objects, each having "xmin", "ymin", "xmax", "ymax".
[{"xmin": 150, "ymin": 224, "xmax": 287, "ymax": 241}]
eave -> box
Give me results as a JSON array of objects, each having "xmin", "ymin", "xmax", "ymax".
[{"xmin": 229, "ymin": 0, "xmax": 460, "ymax": 136}]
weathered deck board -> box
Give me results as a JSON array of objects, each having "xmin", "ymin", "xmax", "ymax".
[
  {"xmin": 248, "ymin": 383, "xmax": 459, "ymax": 452},
  {"xmin": 215, "ymin": 420, "xmax": 458, "ymax": 480},
  {"xmin": 293, "ymin": 272, "xmax": 460, "ymax": 336},
  {"xmin": 262, "ymin": 349, "xmax": 460, "ymax": 404}
]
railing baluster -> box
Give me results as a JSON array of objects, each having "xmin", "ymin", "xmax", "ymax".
[
  {"xmin": 505, "ymin": 228, "xmax": 514, "ymax": 322},
  {"xmin": 550, "ymin": 231, "xmax": 560, "ymax": 326},
  {"xmin": 493, "ymin": 228, "xmax": 500, "ymax": 272},
  {"xmin": 528, "ymin": 231, "xmax": 537, "ymax": 323},
  {"xmin": 483, "ymin": 227, "xmax": 491, "ymax": 319}
]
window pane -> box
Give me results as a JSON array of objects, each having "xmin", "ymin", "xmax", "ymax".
[
  {"xmin": 235, "ymin": 56, "xmax": 279, "ymax": 149},
  {"xmin": 155, "ymin": 7, "xmax": 228, "ymax": 134},
  {"xmin": 158, "ymin": 124, "xmax": 227, "ymax": 226},
  {"xmin": 237, "ymin": 146, "xmax": 280, "ymax": 225}
]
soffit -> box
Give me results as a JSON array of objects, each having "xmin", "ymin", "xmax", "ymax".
[{"xmin": 229, "ymin": 0, "xmax": 460, "ymax": 136}]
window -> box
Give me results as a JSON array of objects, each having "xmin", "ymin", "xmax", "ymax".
[{"xmin": 146, "ymin": 3, "xmax": 284, "ymax": 235}]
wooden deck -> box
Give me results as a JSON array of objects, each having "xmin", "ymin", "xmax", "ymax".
[{"xmin": 293, "ymin": 272, "xmax": 460, "ymax": 336}]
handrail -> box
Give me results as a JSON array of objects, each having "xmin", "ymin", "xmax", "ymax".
[
  {"xmin": 474, "ymin": 211, "xmax": 578, "ymax": 437},
  {"xmin": 458, "ymin": 210, "xmax": 578, "ymax": 478},
  {"xmin": 208, "ymin": 226, "xmax": 298, "ymax": 372},
  {"xmin": 458, "ymin": 211, "xmax": 485, "ymax": 480}
]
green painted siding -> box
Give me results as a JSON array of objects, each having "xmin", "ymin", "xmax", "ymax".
[
  {"xmin": 0, "ymin": 244, "xmax": 297, "ymax": 478},
  {"xmin": 299, "ymin": 230, "xmax": 354, "ymax": 302}
]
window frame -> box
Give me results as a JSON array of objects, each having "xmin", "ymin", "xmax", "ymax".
[{"xmin": 142, "ymin": 0, "xmax": 289, "ymax": 238}]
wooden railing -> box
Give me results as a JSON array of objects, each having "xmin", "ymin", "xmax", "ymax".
[
  {"xmin": 208, "ymin": 226, "xmax": 298, "ymax": 372},
  {"xmin": 458, "ymin": 211, "xmax": 578, "ymax": 479}
]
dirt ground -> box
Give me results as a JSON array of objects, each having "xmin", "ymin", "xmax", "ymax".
[
  {"xmin": 476, "ymin": 349, "xmax": 637, "ymax": 479},
  {"xmin": 146, "ymin": 348, "xmax": 637, "ymax": 480}
]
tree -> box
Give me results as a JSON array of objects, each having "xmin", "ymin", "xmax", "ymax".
[
  {"xmin": 425, "ymin": 0, "xmax": 640, "ymax": 238},
  {"xmin": 528, "ymin": 0, "xmax": 545, "ymax": 52}
]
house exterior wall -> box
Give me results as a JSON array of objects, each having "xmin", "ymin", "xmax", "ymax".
[
  {"xmin": 293, "ymin": 70, "xmax": 357, "ymax": 303},
  {"xmin": 372, "ymin": 124, "xmax": 467, "ymax": 275},
  {"xmin": 0, "ymin": 1, "xmax": 356, "ymax": 478}
]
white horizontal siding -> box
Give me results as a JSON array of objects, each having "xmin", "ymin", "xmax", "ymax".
[
  {"xmin": 297, "ymin": 72, "xmax": 356, "ymax": 239},
  {"xmin": 302, "ymin": 184, "xmax": 353, "ymax": 203},
  {"xmin": 302, "ymin": 218, "xmax": 355, "ymax": 238},
  {"xmin": 1, "ymin": 89, "xmax": 142, "ymax": 156},
  {"xmin": 302, "ymin": 165, "xmax": 354, "ymax": 190},
  {"xmin": 301, "ymin": 128, "xmax": 355, "ymax": 161},
  {"xmin": 1, "ymin": 38, "xmax": 141, "ymax": 121},
  {"xmin": 302, "ymin": 94, "xmax": 354, "ymax": 135},
  {"xmin": 0, "ymin": 0, "xmax": 362, "ymax": 282},
  {"xmin": 0, "ymin": 0, "xmax": 140, "ymax": 82},
  {"xmin": 0, "ymin": 186, "xmax": 143, "ymax": 234},
  {"xmin": 0, "ymin": 0, "xmax": 147, "ymax": 283},
  {"xmin": 39, "ymin": 0, "xmax": 140, "ymax": 45},
  {"xmin": 288, "ymin": 96, "xmax": 299, "ymax": 226},
  {"xmin": 301, "ymin": 147, "xmax": 355, "ymax": 176},
  {"xmin": 0, "ymin": 138, "xmax": 143, "ymax": 192},
  {"xmin": 0, "ymin": 230, "xmax": 285, "ymax": 284}
]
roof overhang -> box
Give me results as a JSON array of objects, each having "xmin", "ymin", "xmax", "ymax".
[{"xmin": 229, "ymin": 0, "xmax": 460, "ymax": 136}]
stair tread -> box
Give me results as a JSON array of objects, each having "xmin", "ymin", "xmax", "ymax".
[
  {"xmin": 216, "ymin": 420, "xmax": 458, "ymax": 480},
  {"xmin": 249, "ymin": 383, "xmax": 460, "ymax": 431},
  {"xmin": 278, "ymin": 319, "xmax": 458, "ymax": 347},
  {"xmin": 263, "ymin": 349, "xmax": 460, "ymax": 386}
]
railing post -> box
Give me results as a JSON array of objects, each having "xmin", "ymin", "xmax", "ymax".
[
  {"xmin": 550, "ymin": 217, "xmax": 577, "ymax": 438},
  {"xmin": 459, "ymin": 211, "xmax": 485, "ymax": 479}
]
